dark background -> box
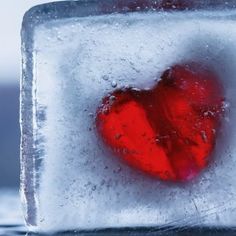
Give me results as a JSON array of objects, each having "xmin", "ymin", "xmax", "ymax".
[
  {"xmin": 0, "ymin": 84, "xmax": 20, "ymax": 187},
  {"xmin": 0, "ymin": 1, "xmax": 63, "ymax": 190}
]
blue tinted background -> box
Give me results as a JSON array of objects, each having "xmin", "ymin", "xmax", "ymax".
[
  {"xmin": 0, "ymin": 1, "xmax": 63, "ymax": 188},
  {"xmin": 0, "ymin": 85, "xmax": 19, "ymax": 187}
]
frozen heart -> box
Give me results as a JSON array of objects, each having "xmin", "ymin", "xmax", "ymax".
[{"xmin": 96, "ymin": 64, "xmax": 225, "ymax": 182}]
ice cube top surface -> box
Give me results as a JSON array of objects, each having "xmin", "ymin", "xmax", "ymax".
[{"xmin": 21, "ymin": 1, "xmax": 236, "ymax": 232}]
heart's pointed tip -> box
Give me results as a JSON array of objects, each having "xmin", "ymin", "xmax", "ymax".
[
  {"xmin": 148, "ymin": 171, "xmax": 200, "ymax": 184},
  {"xmin": 176, "ymin": 170, "xmax": 201, "ymax": 183},
  {"xmin": 158, "ymin": 167, "xmax": 202, "ymax": 183}
]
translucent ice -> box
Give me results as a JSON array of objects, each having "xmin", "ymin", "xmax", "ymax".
[{"xmin": 21, "ymin": 1, "xmax": 236, "ymax": 232}]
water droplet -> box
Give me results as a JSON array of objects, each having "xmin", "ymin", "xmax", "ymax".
[
  {"xmin": 111, "ymin": 81, "xmax": 117, "ymax": 88},
  {"xmin": 92, "ymin": 185, "xmax": 97, "ymax": 191},
  {"xmin": 102, "ymin": 75, "xmax": 109, "ymax": 81}
]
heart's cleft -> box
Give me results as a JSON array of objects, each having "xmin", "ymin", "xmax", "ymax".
[{"xmin": 96, "ymin": 64, "xmax": 225, "ymax": 182}]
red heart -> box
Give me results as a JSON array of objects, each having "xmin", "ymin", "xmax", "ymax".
[{"xmin": 96, "ymin": 64, "xmax": 225, "ymax": 182}]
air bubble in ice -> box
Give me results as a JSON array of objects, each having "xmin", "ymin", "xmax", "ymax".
[
  {"xmin": 115, "ymin": 133, "xmax": 122, "ymax": 140},
  {"xmin": 113, "ymin": 167, "xmax": 122, "ymax": 174},
  {"xmin": 201, "ymin": 131, "xmax": 208, "ymax": 143},
  {"xmin": 223, "ymin": 101, "xmax": 230, "ymax": 109},
  {"xmin": 109, "ymin": 95, "xmax": 116, "ymax": 102}
]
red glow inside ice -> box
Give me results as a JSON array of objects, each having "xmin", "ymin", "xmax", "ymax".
[
  {"xmin": 103, "ymin": 0, "xmax": 191, "ymax": 11},
  {"xmin": 96, "ymin": 64, "xmax": 225, "ymax": 182}
]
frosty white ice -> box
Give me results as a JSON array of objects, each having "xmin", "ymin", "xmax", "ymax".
[{"xmin": 21, "ymin": 4, "xmax": 236, "ymax": 232}]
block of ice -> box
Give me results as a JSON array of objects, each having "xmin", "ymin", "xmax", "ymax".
[{"xmin": 21, "ymin": 0, "xmax": 236, "ymax": 233}]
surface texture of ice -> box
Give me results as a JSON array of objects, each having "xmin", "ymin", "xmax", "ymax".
[{"xmin": 21, "ymin": 1, "xmax": 236, "ymax": 232}]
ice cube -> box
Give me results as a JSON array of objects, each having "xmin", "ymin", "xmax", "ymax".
[{"xmin": 21, "ymin": 0, "xmax": 236, "ymax": 233}]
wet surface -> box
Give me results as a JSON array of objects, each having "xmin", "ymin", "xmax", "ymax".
[
  {"xmin": 0, "ymin": 189, "xmax": 25, "ymax": 235},
  {"xmin": 1, "ymin": 189, "xmax": 236, "ymax": 236},
  {"xmin": 2, "ymin": 226, "xmax": 236, "ymax": 236}
]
